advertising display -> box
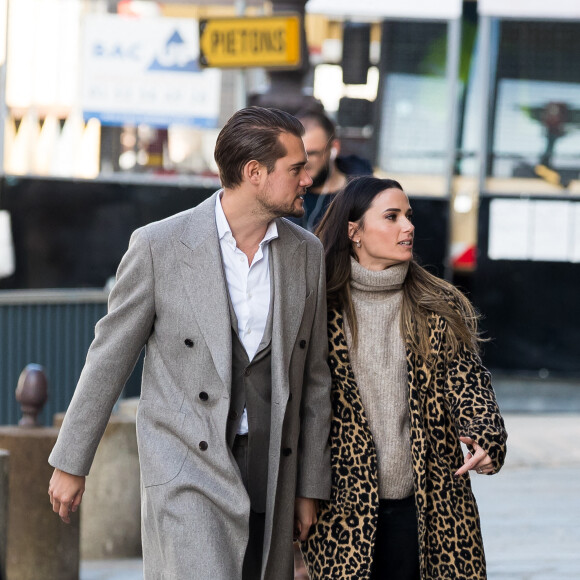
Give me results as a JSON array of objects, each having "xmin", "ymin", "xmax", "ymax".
[{"xmin": 82, "ymin": 14, "xmax": 221, "ymax": 128}]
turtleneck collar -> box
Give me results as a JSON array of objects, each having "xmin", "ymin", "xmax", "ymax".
[{"xmin": 350, "ymin": 257, "xmax": 409, "ymax": 293}]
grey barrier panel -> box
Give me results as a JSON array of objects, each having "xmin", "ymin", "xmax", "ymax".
[{"xmin": 0, "ymin": 290, "xmax": 108, "ymax": 426}]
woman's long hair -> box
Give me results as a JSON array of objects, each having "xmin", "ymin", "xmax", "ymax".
[{"xmin": 315, "ymin": 176, "xmax": 484, "ymax": 360}]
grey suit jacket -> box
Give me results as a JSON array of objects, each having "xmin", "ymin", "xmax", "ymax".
[{"xmin": 49, "ymin": 192, "xmax": 332, "ymax": 580}]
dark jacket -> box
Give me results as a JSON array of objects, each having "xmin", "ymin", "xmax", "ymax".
[{"xmin": 292, "ymin": 154, "xmax": 373, "ymax": 232}]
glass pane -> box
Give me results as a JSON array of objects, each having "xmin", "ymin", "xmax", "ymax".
[
  {"xmin": 489, "ymin": 20, "xmax": 580, "ymax": 192},
  {"xmin": 376, "ymin": 20, "xmax": 450, "ymax": 194}
]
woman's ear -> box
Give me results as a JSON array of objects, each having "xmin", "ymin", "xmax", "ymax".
[{"xmin": 348, "ymin": 221, "xmax": 358, "ymax": 242}]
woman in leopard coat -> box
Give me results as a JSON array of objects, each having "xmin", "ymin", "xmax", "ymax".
[{"xmin": 301, "ymin": 177, "xmax": 507, "ymax": 580}]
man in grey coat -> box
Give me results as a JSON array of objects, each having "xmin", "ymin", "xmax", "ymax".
[{"xmin": 48, "ymin": 107, "xmax": 332, "ymax": 580}]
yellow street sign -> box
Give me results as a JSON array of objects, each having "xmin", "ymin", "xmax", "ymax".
[{"xmin": 199, "ymin": 14, "xmax": 302, "ymax": 69}]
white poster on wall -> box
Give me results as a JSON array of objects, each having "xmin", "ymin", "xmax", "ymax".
[
  {"xmin": 81, "ymin": 14, "xmax": 221, "ymax": 128},
  {"xmin": 488, "ymin": 198, "xmax": 531, "ymax": 260},
  {"xmin": 572, "ymin": 203, "xmax": 580, "ymax": 263},
  {"xmin": 0, "ymin": 211, "xmax": 15, "ymax": 279},
  {"xmin": 529, "ymin": 200, "xmax": 571, "ymax": 262},
  {"xmin": 489, "ymin": 198, "xmax": 580, "ymax": 262}
]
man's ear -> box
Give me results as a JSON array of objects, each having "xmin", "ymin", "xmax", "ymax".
[
  {"xmin": 330, "ymin": 139, "xmax": 341, "ymax": 161},
  {"xmin": 244, "ymin": 160, "xmax": 263, "ymax": 185}
]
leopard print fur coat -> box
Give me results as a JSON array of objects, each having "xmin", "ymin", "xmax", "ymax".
[{"xmin": 301, "ymin": 306, "xmax": 507, "ymax": 579}]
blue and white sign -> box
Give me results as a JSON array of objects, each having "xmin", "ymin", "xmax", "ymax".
[{"xmin": 81, "ymin": 15, "xmax": 221, "ymax": 128}]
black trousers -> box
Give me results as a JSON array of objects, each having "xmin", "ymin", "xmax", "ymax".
[
  {"xmin": 370, "ymin": 495, "xmax": 420, "ymax": 580},
  {"xmin": 233, "ymin": 433, "xmax": 266, "ymax": 580}
]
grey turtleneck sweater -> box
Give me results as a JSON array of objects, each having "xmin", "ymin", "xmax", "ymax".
[{"xmin": 344, "ymin": 258, "xmax": 414, "ymax": 500}]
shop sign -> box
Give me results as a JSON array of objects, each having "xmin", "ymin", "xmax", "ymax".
[
  {"xmin": 82, "ymin": 14, "xmax": 221, "ymax": 128},
  {"xmin": 199, "ymin": 14, "xmax": 301, "ymax": 68}
]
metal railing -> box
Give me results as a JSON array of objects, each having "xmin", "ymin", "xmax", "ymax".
[{"xmin": 0, "ymin": 289, "xmax": 108, "ymax": 426}]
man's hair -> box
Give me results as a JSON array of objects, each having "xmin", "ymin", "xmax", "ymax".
[
  {"xmin": 296, "ymin": 108, "xmax": 337, "ymax": 141},
  {"xmin": 214, "ymin": 106, "xmax": 304, "ymax": 189}
]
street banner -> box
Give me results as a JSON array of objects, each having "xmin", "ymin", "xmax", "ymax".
[{"xmin": 81, "ymin": 14, "xmax": 221, "ymax": 127}]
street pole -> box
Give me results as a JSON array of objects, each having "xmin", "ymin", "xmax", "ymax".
[
  {"xmin": 250, "ymin": 0, "xmax": 315, "ymax": 113},
  {"xmin": 235, "ymin": 0, "xmax": 247, "ymax": 110},
  {"xmin": 443, "ymin": 16, "xmax": 462, "ymax": 282},
  {"xmin": 0, "ymin": 0, "xmax": 9, "ymax": 178}
]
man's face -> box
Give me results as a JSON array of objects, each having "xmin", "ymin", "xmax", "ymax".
[
  {"xmin": 302, "ymin": 125, "xmax": 333, "ymax": 187},
  {"xmin": 255, "ymin": 132, "xmax": 313, "ymax": 219}
]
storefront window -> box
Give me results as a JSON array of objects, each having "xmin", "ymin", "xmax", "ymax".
[
  {"xmin": 375, "ymin": 20, "xmax": 451, "ymax": 194},
  {"xmin": 2, "ymin": 0, "xmax": 228, "ymax": 181},
  {"xmin": 488, "ymin": 20, "xmax": 580, "ymax": 192}
]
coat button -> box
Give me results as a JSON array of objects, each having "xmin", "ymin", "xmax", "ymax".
[
  {"xmin": 199, "ymin": 391, "xmax": 209, "ymax": 401},
  {"xmin": 282, "ymin": 447, "xmax": 292, "ymax": 457},
  {"xmin": 299, "ymin": 339, "xmax": 306, "ymax": 349},
  {"xmin": 184, "ymin": 339, "xmax": 194, "ymax": 347},
  {"xmin": 244, "ymin": 368, "xmax": 251, "ymax": 377},
  {"xmin": 199, "ymin": 441, "xmax": 208, "ymax": 451},
  {"xmin": 228, "ymin": 410, "xmax": 238, "ymax": 420}
]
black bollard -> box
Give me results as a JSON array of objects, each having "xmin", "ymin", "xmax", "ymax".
[
  {"xmin": 15, "ymin": 364, "xmax": 48, "ymax": 427},
  {"xmin": 0, "ymin": 365, "xmax": 79, "ymax": 580}
]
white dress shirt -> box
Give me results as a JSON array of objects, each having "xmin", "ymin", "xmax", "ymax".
[{"xmin": 215, "ymin": 193, "xmax": 278, "ymax": 434}]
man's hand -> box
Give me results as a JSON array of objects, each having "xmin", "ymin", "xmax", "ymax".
[
  {"xmin": 48, "ymin": 468, "xmax": 85, "ymax": 524},
  {"xmin": 294, "ymin": 497, "xmax": 318, "ymax": 542}
]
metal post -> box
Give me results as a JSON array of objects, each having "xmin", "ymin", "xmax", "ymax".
[
  {"xmin": 477, "ymin": 15, "xmax": 492, "ymax": 195},
  {"xmin": 445, "ymin": 17, "xmax": 461, "ymax": 196},
  {"xmin": 0, "ymin": 0, "xmax": 9, "ymax": 178},
  {"xmin": 250, "ymin": 0, "xmax": 311, "ymax": 112},
  {"xmin": 235, "ymin": 0, "xmax": 247, "ymax": 110},
  {"xmin": 443, "ymin": 16, "xmax": 462, "ymax": 281}
]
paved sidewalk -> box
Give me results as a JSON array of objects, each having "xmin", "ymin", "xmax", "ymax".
[
  {"xmin": 81, "ymin": 559, "xmax": 143, "ymax": 580},
  {"xmin": 80, "ymin": 413, "xmax": 580, "ymax": 580},
  {"xmin": 473, "ymin": 466, "xmax": 580, "ymax": 579},
  {"xmin": 472, "ymin": 412, "xmax": 580, "ymax": 580},
  {"xmin": 499, "ymin": 413, "xmax": 580, "ymax": 469}
]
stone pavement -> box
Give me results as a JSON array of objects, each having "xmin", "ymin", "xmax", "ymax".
[
  {"xmin": 473, "ymin": 413, "xmax": 580, "ymax": 580},
  {"xmin": 80, "ymin": 412, "xmax": 580, "ymax": 579}
]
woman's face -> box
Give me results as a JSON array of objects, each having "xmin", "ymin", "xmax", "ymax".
[{"xmin": 348, "ymin": 188, "xmax": 414, "ymax": 271}]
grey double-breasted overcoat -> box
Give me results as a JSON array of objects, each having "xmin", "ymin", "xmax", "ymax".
[{"xmin": 49, "ymin": 192, "xmax": 332, "ymax": 579}]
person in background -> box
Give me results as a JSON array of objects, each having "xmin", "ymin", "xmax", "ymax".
[
  {"xmin": 293, "ymin": 108, "xmax": 373, "ymax": 232},
  {"xmin": 48, "ymin": 107, "xmax": 332, "ymax": 580},
  {"xmin": 301, "ymin": 176, "xmax": 507, "ymax": 580}
]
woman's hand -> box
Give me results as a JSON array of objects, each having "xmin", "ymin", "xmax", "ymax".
[
  {"xmin": 454, "ymin": 436, "xmax": 494, "ymax": 477},
  {"xmin": 294, "ymin": 497, "xmax": 319, "ymax": 542}
]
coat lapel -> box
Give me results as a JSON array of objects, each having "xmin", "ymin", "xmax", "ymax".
[
  {"xmin": 270, "ymin": 220, "xmax": 306, "ymax": 401},
  {"xmin": 177, "ymin": 192, "xmax": 232, "ymax": 391},
  {"xmin": 263, "ymin": 219, "xmax": 306, "ymax": 567}
]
